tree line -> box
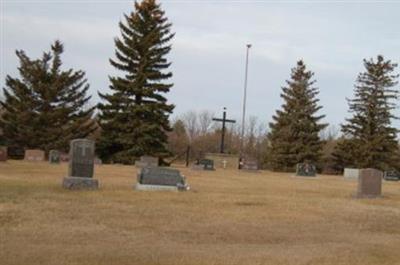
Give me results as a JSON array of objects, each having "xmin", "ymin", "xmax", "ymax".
[{"xmin": 1, "ymin": 0, "xmax": 399, "ymax": 172}]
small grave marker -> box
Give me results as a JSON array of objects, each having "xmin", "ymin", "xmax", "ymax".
[
  {"xmin": 344, "ymin": 168, "xmax": 360, "ymax": 180},
  {"xmin": 135, "ymin": 156, "xmax": 158, "ymax": 168},
  {"xmin": 192, "ymin": 159, "xmax": 215, "ymax": 171},
  {"xmin": 24, "ymin": 149, "xmax": 45, "ymax": 161},
  {"xmin": 296, "ymin": 163, "xmax": 316, "ymax": 177},
  {"xmin": 383, "ymin": 170, "xmax": 400, "ymax": 181},
  {"xmin": 242, "ymin": 159, "xmax": 258, "ymax": 171},
  {"xmin": 49, "ymin": 150, "xmax": 60, "ymax": 164}
]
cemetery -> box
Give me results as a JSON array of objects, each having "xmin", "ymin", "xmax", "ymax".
[
  {"xmin": 1, "ymin": 160, "xmax": 400, "ymax": 265},
  {"xmin": 1, "ymin": 0, "xmax": 400, "ymax": 264}
]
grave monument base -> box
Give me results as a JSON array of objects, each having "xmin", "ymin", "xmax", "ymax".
[
  {"xmin": 62, "ymin": 176, "xmax": 99, "ymax": 190},
  {"xmin": 135, "ymin": 183, "xmax": 179, "ymax": 191}
]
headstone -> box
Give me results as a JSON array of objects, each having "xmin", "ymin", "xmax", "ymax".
[
  {"xmin": 62, "ymin": 139, "xmax": 98, "ymax": 190},
  {"xmin": 383, "ymin": 170, "xmax": 400, "ymax": 181},
  {"xmin": 60, "ymin": 152, "xmax": 69, "ymax": 162},
  {"xmin": 135, "ymin": 156, "xmax": 158, "ymax": 168},
  {"xmin": 136, "ymin": 167, "xmax": 189, "ymax": 191},
  {"xmin": 24, "ymin": 149, "xmax": 45, "ymax": 161},
  {"xmin": 94, "ymin": 157, "xmax": 102, "ymax": 165},
  {"xmin": 242, "ymin": 159, "xmax": 258, "ymax": 171},
  {"xmin": 0, "ymin": 146, "xmax": 7, "ymax": 162},
  {"xmin": 205, "ymin": 153, "xmax": 239, "ymax": 169},
  {"xmin": 296, "ymin": 163, "xmax": 316, "ymax": 177},
  {"xmin": 344, "ymin": 168, "xmax": 360, "ymax": 180},
  {"xmin": 356, "ymin": 168, "xmax": 382, "ymax": 198},
  {"xmin": 49, "ymin": 150, "xmax": 60, "ymax": 164},
  {"xmin": 199, "ymin": 159, "xmax": 215, "ymax": 170}
]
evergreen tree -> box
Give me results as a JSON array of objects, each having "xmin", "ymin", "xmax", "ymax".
[
  {"xmin": 97, "ymin": 0, "xmax": 174, "ymax": 164},
  {"xmin": 333, "ymin": 56, "xmax": 399, "ymax": 170},
  {"xmin": 266, "ymin": 60, "xmax": 327, "ymax": 171},
  {"xmin": 0, "ymin": 41, "xmax": 96, "ymax": 153}
]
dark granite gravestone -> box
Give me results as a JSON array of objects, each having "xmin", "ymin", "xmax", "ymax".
[
  {"xmin": 0, "ymin": 146, "xmax": 7, "ymax": 162},
  {"xmin": 199, "ymin": 159, "xmax": 215, "ymax": 170},
  {"xmin": 383, "ymin": 170, "xmax": 400, "ymax": 181},
  {"xmin": 136, "ymin": 167, "xmax": 189, "ymax": 191},
  {"xmin": 356, "ymin": 168, "xmax": 382, "ymax": 198},
  {"xmin": 296, "ymin": 163, "xmax": 316, "ymax": 177},
  {"xmin": 62, "ymin": 139, "xmax": 98, "ymax": 190},
  {"xmin": 49, "ymin": 150, "xmax": 60, "ymax": 164},
  {"xmin": 135, "ymin": 156, "xmax": 158, "ymax": 168},
  {"xmin": 242, "ymin": 159, "xmax": 258, "ymax": 171},
  {"xmin": 24, "ymin": 149, "xmax": 45, "ymax": 161}
]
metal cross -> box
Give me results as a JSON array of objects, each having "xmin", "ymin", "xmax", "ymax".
[{"xmin": 212, "ymin": 107, "xmax": 236, "ymax": 153}]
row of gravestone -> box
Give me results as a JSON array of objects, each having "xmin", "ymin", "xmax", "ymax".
[
  {"xmin": 59, "ymin": 145, "xmax": 393, "ymax": 198},
  {"xmin": 191, "ymin": 158, "xmax": 259, "ymax": 171},
  {"xmin": 62, "ymin": 139, "xmax": 189, "ymax": 191},
  {"xmin": 344, "ymin": 168, "xmax": 400, "ymax": 181},
  {"xmin": 297, "ymin": 163, "xmax": 399, "ymax": 198},
  {"xmin": 0, "ymin": 147, "xmax": 101, "ymax": 164}
]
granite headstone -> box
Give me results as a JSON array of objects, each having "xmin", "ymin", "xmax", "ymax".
[
  {"xmin": 136, "ymin": 167, "xmax": 189, "ymax": 191},
  {"xmin": 242, "ymin": 159, "xmax": 258, "ymax": 171},
  {"xmin": 24, "ymin": 149, "xmax": 45, "ymax": 161},
  {"xmin": 49, "ymin": 150, "xmax": 60, "ymax": 164},
  {"xmin": 383, "ymin": 170, "xmax": 400, "ymax": 181},
  {"xmin": 344, "ymin": 168, "xmax": 360, "ymax": 180},
  {"xmin": 135, "ymin": 156, "xmax": 158, "ymax": 168},
  {"xmin": 296, "ymin": 163, "xmax": 316, "ymax": 177},
  {"xmin": 356, "ymin": 168, "xmax": 382, "ymax": 198},
  {"xmin": 62, "ymin": 139, "xmax": 98, "ymax": 190}
]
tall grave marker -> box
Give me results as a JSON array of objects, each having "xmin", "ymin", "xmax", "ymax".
[{"xmin": 62, "ymin": 139, "xmax": 98, "ymax": 190}]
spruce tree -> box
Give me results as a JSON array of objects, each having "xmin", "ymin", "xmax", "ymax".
[
  {"xmin": 0, "ymin": 41, "xmax": 96, "ymax": 153},
  {"xmin": 266, "ymin": 60, "xmax": 327, "ymax": 171},
  {"xmin": 97, "ymin": 0, "xmax": 174, "ymax": 164},
  {"xmin": 333, "ymin": 56, "xmax": 399, "ymax": 170}
]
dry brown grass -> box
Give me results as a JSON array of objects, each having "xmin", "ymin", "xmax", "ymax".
[{"xmin": 1, "ymin": 160, "xmax": 400, "ymax": 265}]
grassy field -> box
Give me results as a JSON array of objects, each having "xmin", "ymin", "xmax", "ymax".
[{"xmin": 1, "ymin": 160, "xmax": 399, "ymax": 265}]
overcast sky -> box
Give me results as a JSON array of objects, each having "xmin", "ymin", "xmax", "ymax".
[{"xmin": 1, "ymin": 0, "xmax": 399, "ymax": 129}]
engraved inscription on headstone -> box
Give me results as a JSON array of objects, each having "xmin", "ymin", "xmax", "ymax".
[
  {"xmin": 136, "ymin": 167, "xmax": 189, "ymax": 191},
  {"xmin": 0, "ymin": 146, "xmax": 7, "ymax": 162},
  {"xmin": 356, "ymin": 168, "xmax": 382, "ymax": 198},
  {"xmin": 62, "ymin": 139, "xmax": 98, "ymax": 190},
  {"xmin": 296, "ymin": 163, "xmax": 316, "ymax": 177},
  {"xmin": 49, "ymin": 150, "xmax": 60, "ymax": 164}
]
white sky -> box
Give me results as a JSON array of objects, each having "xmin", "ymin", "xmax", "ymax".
[{"xmin": 1, "ymin": 0, "xmax": 400, "ymax": 128}]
